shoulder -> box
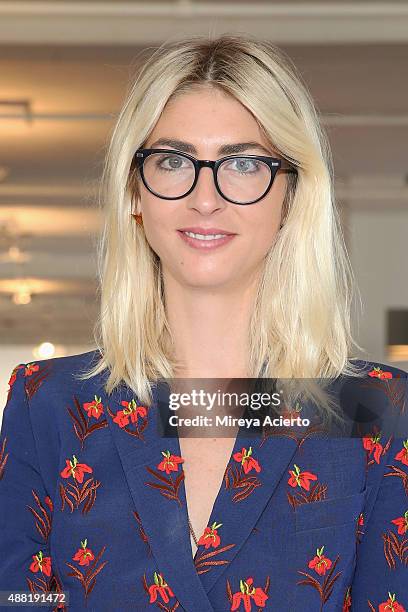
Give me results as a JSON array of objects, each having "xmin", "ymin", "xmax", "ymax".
[
  {"xmin": 333, "ymin": 359, "xmax": 408, "ymax": 456},
  {"xmin": 5, "ymin": 349, "xmax": 105, "ymax": 424},
  {"xmin": 345, "ymin": 359, "xmax": 408, "ymax": 407},
  {"xmin": 26, "ymin": 348, "xmax": 102, "ymax": 380},
  {"xmin": 1, "ymin": 350, "xmax": 106, "ymax": 505},
  {"xmin": 348, "ymin": 357, "xmax": 408, "ymax": 380},
  {"xmin": 3, "ymin": 349, "xmax": 108, "ymax": 460},
  {"xmin": 20, "ymin": 348, "xmax": 103, "ymax": 401}
]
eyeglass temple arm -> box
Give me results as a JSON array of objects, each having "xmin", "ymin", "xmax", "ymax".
[{"xmin": 279, "ymin": 160, "xmax": 297, "ymax": 173}]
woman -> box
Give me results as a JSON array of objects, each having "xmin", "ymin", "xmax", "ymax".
[{"xmin": 0, "ymin": 34, "xmax": 407, "ymax": 612}]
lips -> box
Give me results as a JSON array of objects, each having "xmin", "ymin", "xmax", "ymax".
[
  {"xmin": 178, "ymin": 227, "xmax": 236, "ymax": 236},
  {"xmin": 177, "ymin": 229, "xmax": 237, "ymax": 250}
]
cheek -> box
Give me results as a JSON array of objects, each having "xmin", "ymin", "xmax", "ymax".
[
  {"xmin": 251, "ymin": 221, "xmax": 280, "ymax": 259},
  {"xmin": 139, "ymin": 199, "xmax": 172, "ymax": 256},
  {"xmin": 246, "ymin": 205, "xmax": 281, "ymax": 248}
]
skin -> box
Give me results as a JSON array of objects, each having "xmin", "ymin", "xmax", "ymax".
[
  {"xmin": 137, "ymin": 86, "xmax": 287, "ymax": 379},
  {"xmin": 135, "ymin": 86, "xmax": 289, "ymax": 556}
]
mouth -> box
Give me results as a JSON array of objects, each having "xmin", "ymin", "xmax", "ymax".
[{"xmin": 177, "ymin": 229, "xmax": 237, "ymax": 250}]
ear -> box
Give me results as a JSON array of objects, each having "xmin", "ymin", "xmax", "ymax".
[{"xmin": 130, "ymin": 196, "xmax": 142, "ymax": 219}]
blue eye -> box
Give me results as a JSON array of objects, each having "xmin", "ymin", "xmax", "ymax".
[
  {"xmin": 155, "ymin": 154, "xmax": 191, "ymax": 172},
  {"xmin": 224, "ymin": 158, "xmax": 260, "ymax": 174}
]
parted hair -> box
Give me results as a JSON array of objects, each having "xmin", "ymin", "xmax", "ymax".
[{"xmin": 78, "ymin": 33, "xmax": 366, "ymax": 418}]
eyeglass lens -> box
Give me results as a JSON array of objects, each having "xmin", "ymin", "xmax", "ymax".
[{"xmin": 142, "ymin": 152, "xmax": 272, "ymax": 204}]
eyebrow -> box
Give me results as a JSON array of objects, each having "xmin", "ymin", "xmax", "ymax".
[{"xmin": 148, "ymin": 137, "xmax": 273, "ymax": 156}]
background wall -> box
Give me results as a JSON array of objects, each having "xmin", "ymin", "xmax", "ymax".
[
  {"xmin": 348, "ymin": 209, "xmax": 408, "ymax": 371},
  {"xmin": 1, "ymin": 1, "xmax": 407, "ymax": 416}
]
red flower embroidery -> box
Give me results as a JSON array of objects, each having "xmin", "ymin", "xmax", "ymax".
[
  {"xmin": 198, "ymin": 522, "xmax": 222, "ymax": 549},
  {"xmin": 298, "ymin": 550, "xmax": 341, "ymax": 606},
  {"xmin": 60, "ymin": 455, "xmax": 93, "ymax": 483},
  {"xmin": 133, "ymin": 510, "xmax": 152, "ymax": 555},
  {"xmin": 233, "ymin": 447, "xmax": 261, "ymax": 474},
  {"xmin": 231, "ymin": 577, "xmax": 268, "ymax": 611},
  {"xmin": 362, "ymin": 433, "xmax": 384, "ymax": 464},
  {"xmin": 308, "ymin": 546, "xmax": 333, "ymax": 576},
  {"xmin": 112, "ymin": 399, "xmax": 147, "ymax": 428},
  {"xmin": 29, "ymin": 550, "xmax": 52, "ymax": 576},
  {"xmin": 157, "ymin": 450, "xmax": 184, "ymax": 474},
  {"xmin": 44, "ymin": 496, "xmax": 53, "ymax": 512},
  {"xmin": 66, "ymin": 543, "xmax": 108, "ymax": 603},
  {"xmin": 391, "ymin": 511, "xmax": 408, "ymax": 535},
  {"xmin": 27, "ymin": 490, "xmax": 53, "ymax": 543},
  {"xmin": 355, "ymin": 512, "xmax": 365, "ymax": 545},
  {"xmin": 368, "ymin": 367, "xmax": 393, "ymax": 380},
  {"xmin": 72, "ymin": 539, "xmax": 95, "ymax": 566},
  {"xmin": 147, "ymin": 572, "xmax": 174, "ymax": 604},
  {"xmin": 195, "ymin": 533, "xmax": 236, "ymax": 574},
  {"xmin": 145, "ymin": 451, "xmax": 185, "ymax": 505},
  {"xmin": 395, "ymin": 440, "xmax": 408, "ymax": 466},
  {"xmin": 68, "ymin": 396, "xmax": 108, "ymax": 450},
  {"xmin": 59, "ymin": 455, "xmax": 100, "ymax": 514},
  {"xmin": 7, "ymin": 364, "xmax": 24, "ymax": 387},
  {"xmin": 288, "ymin": 464, "xmax": 318, "ymax": 491},
  {"xmin": 83, "ymin": 396, "xmax": 104, "ymax": 419},
  {"xmin": 343, "ymin": 586, "xmax": 352, "ymax": 612},
  {"xmin": 6, "ymin": 364, "xmax": 25, "ymax": 404},
  {"xmin": 7, "ymin": 372, "xmax": 17, "ymax": 388},
  {"xmin": 23, "ymin": 362, "xmax": 51, "ymax": 400},
  {"xmin": 225, "ymin": 447, "xmax": 262, "ymax": 503},
  {"xmin": 25, "ymin": 363, "xmax": 40, "ymax": 377},
  {"xmin": 0, "ymin": 437, "xmax": 9, "ymax": 481},
  {"xmin": 379, "ymin": 592, "xmax": 405, "ymax": 612}
]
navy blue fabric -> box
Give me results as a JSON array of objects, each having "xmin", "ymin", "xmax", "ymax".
[{"xmin": 0, "ymin": 350, "xmax": 407, "ymax": 611}]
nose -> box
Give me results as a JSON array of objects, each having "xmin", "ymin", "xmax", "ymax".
[{"xmin": 186, "ymin": 166, "xmax": 226, "ymax": 214}]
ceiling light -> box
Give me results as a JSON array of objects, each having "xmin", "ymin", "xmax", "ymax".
[
  {"xmin": 12, "ymin": 280, "xmax": 32, "ymax": 305},
  {"xmin": 36, "ymin": 342, "xmax": 56, "ymax": 359},
  {"xmin": 0, "ymin": 246, "xmax": 32, "ymax": 264}
]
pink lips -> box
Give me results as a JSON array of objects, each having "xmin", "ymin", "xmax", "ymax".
[
  {"xmin": 177, "ymin": 229, "xmax": 236, "ymax": 251},
  {"xmin": 178, "ymin": 226, "xmax": 236, "ymax": 235}
]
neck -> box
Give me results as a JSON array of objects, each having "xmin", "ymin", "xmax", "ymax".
[{"xmin": 163, "ymin": 268, "xmax": 261, "ymax": 379}]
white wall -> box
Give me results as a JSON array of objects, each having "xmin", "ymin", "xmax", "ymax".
[{"xmin": 348, "ymin": 209, "xmax": 408, "ymax": 373}]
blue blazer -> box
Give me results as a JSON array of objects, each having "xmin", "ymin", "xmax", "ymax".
[{"xmin": 0, "ymin": 350, "xmax": 407, "ymax": 612}]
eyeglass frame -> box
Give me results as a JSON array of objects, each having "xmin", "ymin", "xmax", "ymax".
[{"xmin": 132, "ymin": 148, "xmax": 298, "ymax": 206}]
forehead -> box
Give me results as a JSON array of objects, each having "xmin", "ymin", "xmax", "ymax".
[{"xmin": 147, "ymin": 87, "xmax": 270, "ymax": 150}]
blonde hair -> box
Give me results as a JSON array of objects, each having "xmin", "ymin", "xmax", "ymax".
[{"xmin": 78, "ymin": 33, "xmax": 366, "ymax": 422}]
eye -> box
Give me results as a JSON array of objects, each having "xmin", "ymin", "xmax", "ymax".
[
  {"xmin": 155, "ymin": 154, "xmax": 190, "ymax": 172},
  {"xmin": 224, "ymin": 158, "xmax": 261, "ymax": 174}
]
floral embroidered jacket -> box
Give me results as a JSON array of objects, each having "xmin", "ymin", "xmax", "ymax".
[{"xmin": 0, "ymin": 350, "xmax": 408, "ymax": 612}]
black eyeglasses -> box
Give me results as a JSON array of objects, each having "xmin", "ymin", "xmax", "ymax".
[{"xmin": 132, "ymin": 148, "xmax": 297, "ymax": 205}]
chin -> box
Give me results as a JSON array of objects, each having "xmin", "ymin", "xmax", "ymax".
[{"xmin": 178, "ymin": 268, "xmax": 235, "ymax": 289}]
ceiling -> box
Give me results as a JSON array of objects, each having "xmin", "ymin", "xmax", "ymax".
[{"xmin": 0, "ymin": 2, "xmax": 407, "ymax": 345}]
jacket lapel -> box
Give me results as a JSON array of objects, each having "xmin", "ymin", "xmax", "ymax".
[
  {"xmin": 102, "ymin": 377, "xmax": 299, "ymax": 606},
  {"xmin": 103, "ymin": 380, "xmax": 215, "ymax": 611},
  {"xmin": 194, "ymin": 431, "xmax": 299, "ymax": 593}
]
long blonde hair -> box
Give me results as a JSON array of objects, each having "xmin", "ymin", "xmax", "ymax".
[{"xmin": 78, "ymin": 33, "xmax": 366, "ymax": 419}]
